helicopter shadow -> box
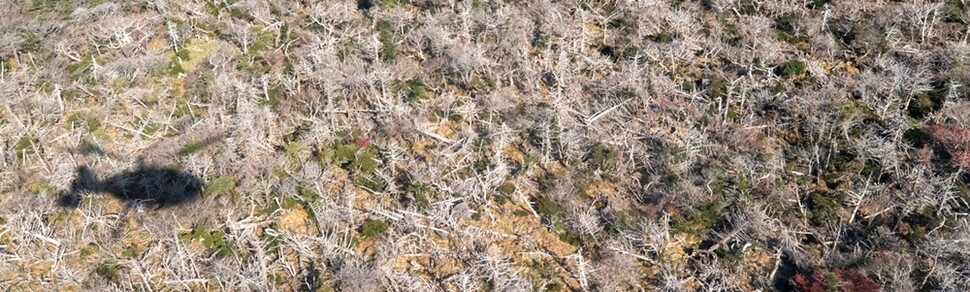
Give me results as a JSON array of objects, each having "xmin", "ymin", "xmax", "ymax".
[
  {"xmin": 56, "ymin": 134, "xmax": 223, "ymax": 209},
  {"xmin": 57, "ymin": 165, "xmax": 203, "ymax": 209}
]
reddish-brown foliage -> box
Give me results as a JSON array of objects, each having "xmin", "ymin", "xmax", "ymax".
[
  {"xmin": 835, "ymin": 269, "xmax": 882, "ymax": 292},
  {"xmin": 929, "ymin": 125, "xmax": 970, "ymax": 168},
  {"xmin": 354, "ymin": 137, "xmax": 371, "ymax": 148},
  {"xmin": 794, "ymin": 272, "xmax": 827, "ymax": 292},
  {"xmin": 794, "ymin": 269, "xmax": 881, "ymax": 292}
]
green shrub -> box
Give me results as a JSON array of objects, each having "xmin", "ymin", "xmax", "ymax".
[
  {"xmin": 269, "ymin": 273, "xmax": 286, "ymax": 287},
  {"xmin": 497, "ymin": 182, "xmax": 516, "ymax": 195},
  {"xmin": 15, "ymin": 136, "xmax": 37, "ymax": 159},
  {"xmin": 808, "ymin": 193, "xmax": 841, "ymax": 225},
  {"xmin": 361, "ymin": 219, "xmax": 390, "ymax": 238},
  {"xmin": 908, "ymin": 81, "xmax": 947, "ymax": 119},
  {"xmin": 672, "ymin": 201, "xmax": 721, "ymax": 234},
  {"xmin": 945, "ymin": 0, "xmax": 970, "ymax": 23},
  {"xmin": 260, "ymin": 194, "xmax": 302, "ymax": 215},
  {"xmin": 298, "ymin": 187, "xmax": 321, "ymax": 204},
  {"xmin": 228, "ymin": 7, "xmax": 251, "ymax": 20},
  {"xmin": 406, "ymin": 182, "xmax": 432, "ymax": 210},
  {"xmin": 202, "ymin": 0, "xmax": 235, "ymax": 16},
  {"xmin": 589, "ymin": 143, "xmax": 619, "ymax": 171},
  {"xmin": 169, "ymin": 54, "xmax": 186, "ymax": 76},
  {"xmin": 257, "ymin": 86, "xmax": 283, "ymax": 109},
  {"xmin": 608, "ymin": 211, "xmax": 633, "ymax": 233},
  {"xmin": 825, "ymin": 271, "xmax": 840, "ymax": 290},
  {"xmin": 558, "ymin": 230, "xmax": 584, "ymax": 247},
  {"xmin": 205, "ymin": 176, "xmax": 236, "ymax": 197},
  {"xmin": 245, "ymin": 25, "xmax": 276, "ymax": 55},
  {"xmin": 95, "ymin": 261, "xmax": 123, "ymax": 283},
  {"xmin": 330, "ymin": 142, "xmax": 380, "ymax": 174},
  {"xmin": 707, "ymin": 78, "xmax": 728, "ymax": 99},
  {"xmin": 377, "ymin": 0, "xmax": 410, "ymax": 7},
  {"xmin": 778, "ymin": 59, "xmax": 807, "ymax": 78},
  {"xmin": 596, "ymin": 44, "xmax": 639, "ymax": 61},
  {"xmin": 647, "ymin": 31, "xmax": 675, "ymax": 43},
  {"xmin": 284, "ymin": 141, "xmax": 308, "ymax": 165},
  {"xmin": 176, "ymin": 47, "xmax": 190, "ymax": 61},
  {"xmin": 772, "ymin": 12, "xmax": 802, "ymax": 42},
  {"xmin": 377, "ymin": 21, "xmax": 397, "ymax": 63},
  {"xmin": 736, "ymin": 175, "xmax": 749, "ymax": 195},
  {"xmin": 65, "ymin": 113, "xmax": 84, "ymax": 129},
  {"xmin": 67, "ymin": 56, "xmax": 102, "ymax": 80},
  {"xmin": 467, "ymin": 74, "xmax": 495, "ymax": 93},
  {"xmin": 517, "ymin": 154, "xmax": 540, "ymax": 175},
  {"xmin": 27, "ymin": 182, "xmax": 54, "ymax": 195},
  {"xmin": 261, "ymin": 225, "xmax": 282, "ymax": 257},
  {"xmin": 329, "ymin": 141, "xmax": 384, "ymax": 192},
  {"xmin": 73, "ymin": 115, "xmax": 108, "ymax": 138},
  {"xmin": 494, "ymin": 194, "xmax": 508, "ymax": 205},
  {"xmin": 121, "ymin": 245, "xmax": 138, "ymax": 258},
  {"xmin": 717, "ymin": 248, "xmax": 744, "ymax": 269},
  {"xmin": 173, "ymin": 98, "xmax": 192, "ymax": 118},
  {"xmin": 903, "ymin": 128, "xmax": 933, "ymax": 148},
  {"xmin": 341, "ymin": 233, "xmax": 361, "ymax": 248},
  {"xmin": 182, "ymin": 224, "xmax": 236, "ymax": 259},
  {"xmin": 901, "ymin": 207, "xmax": 950, "ymax": 244},
  {"xmin": 533, "ymin": 261, "xmax": 567, "ymax": 291},
  {"xmin": 350, "ymin": 146, "xmax": 380, "ymax": 174},
  {"xmin": 331, "ymin": 143, "xmax": 358, "ymax": 165},
  {"xmin": 681, "ymin": 80, "xmax": 695, "ymax": 91},
  {"xmin": 79, "ymin": 244, "xmax": 97, "ymax": 259},
  {"xmin": 753, "ymin": 57, "xmax": 769, "ymax": 73},
  {"xmin": 534, "ymin": 196, "xmax": 563, "ymax": 220},
  {"xmin": 771, "ymin": 82, "xmax": 787, "ymax": 94},
  {"xmin": 806, "ymin": 0, "xmax": 831, "ymax": 10},
  {"xmin": 179, "ymin": 139, "xmax": 205, "ymax": 156},
  {"xmin": 353, "ymin": 175, "xmax": 385, "ymax": 193},
  {"xmin": 536, "ymin": 172, "xmax": 560, "ymax": 193},
  {"xmin": 390, "ymin": 79, "xmax": 429, "ymax": 103}
]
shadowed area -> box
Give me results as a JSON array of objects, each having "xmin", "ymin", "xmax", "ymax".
[{"xmin": 58, "ymin": 165, "xmax": 203, "ymax": 208}]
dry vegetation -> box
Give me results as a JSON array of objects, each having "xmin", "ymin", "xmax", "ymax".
[{"xmin": 2, "ymin": 0, "xmax": 970, "ymax": 291}]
